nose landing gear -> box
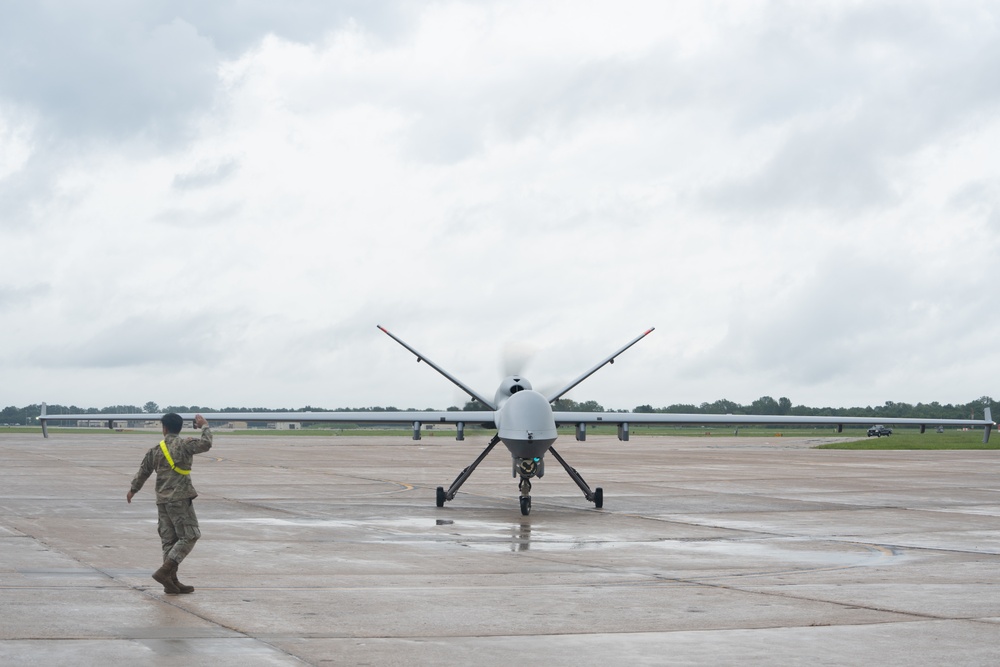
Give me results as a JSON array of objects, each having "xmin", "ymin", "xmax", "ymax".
[
  {"xmin": 514, "ymin": 457, "xmax": 542, "ymax": 515},
  {"xmin": 519, "ymin": 477, "xmax": 532, "ymax": 516}
]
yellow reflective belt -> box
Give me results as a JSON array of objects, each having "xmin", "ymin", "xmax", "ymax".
[{"xmin": 159, "ymin": 440, "xmax": 191, "ymax": 475}]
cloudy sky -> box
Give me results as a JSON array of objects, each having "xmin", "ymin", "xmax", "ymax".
[{"xmin": 2, "ymin": 1, "xmax": 998, "ymax": 413}]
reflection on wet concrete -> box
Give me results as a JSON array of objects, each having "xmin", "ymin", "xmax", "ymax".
[
  {"xmin": 209, "ymin": 515, "xmax": 889, "ymax": 567},
  {"xmin": 510, "ymin": 521, "xmax": 531, "ymax": 552}
]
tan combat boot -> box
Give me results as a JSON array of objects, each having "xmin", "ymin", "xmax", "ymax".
[
  {"xmin": 152, "ymin": 559, "xmax": 181, "ymax": 594},
  {"xmin": 171, "ymin": 569, "xmax": 195, "ymax": 594}
]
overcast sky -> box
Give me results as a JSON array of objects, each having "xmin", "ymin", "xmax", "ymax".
[{"xmin": 2, "ymin": 1, "xmax": 998, "ymax": 413}]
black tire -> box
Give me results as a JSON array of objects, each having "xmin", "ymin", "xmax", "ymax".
[
  {"xmin": 593, "ymin": 487, "xmax": 603, "ymax": 509},
  {"xmin": 520, "ymin": 496, "xmax": 531, "ymax": 516},
  {"xmin": 436, "ymin": 486, "xmax": 446, "ymax": 508}
]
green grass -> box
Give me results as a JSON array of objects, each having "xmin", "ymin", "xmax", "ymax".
[{"xmin": 815, "ymin": 429, "xmax": 997, "ymax": 450}]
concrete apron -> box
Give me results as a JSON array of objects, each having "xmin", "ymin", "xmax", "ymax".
[{"xmin": 2, "ymin": 432, "xmax": 999, "ymax": 666}]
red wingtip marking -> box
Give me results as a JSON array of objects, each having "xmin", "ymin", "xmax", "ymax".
[{"xmin": 645, "ymin": 328, "xmax": 655, "ymax": 335}]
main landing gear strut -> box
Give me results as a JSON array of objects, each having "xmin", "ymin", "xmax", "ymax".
[
  {"xmin": 549, "ymin": 446, "xmax": 603, "ymax": 511},
  {"xmin": 435, "ymin": 437, "xmax": 603, "ymax": 516},
  {"xmin": 436, "ymin": 434, "xmax": 501, "ymax": 508}
]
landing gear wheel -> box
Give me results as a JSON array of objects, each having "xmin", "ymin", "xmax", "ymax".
[
  {"xmin": 436, "ymin": 486, "xmax": 446, "ymax": 508},
  {"xmin": 520, "ymin": 496, "xmax": 531, "ymax": 516},
  {"xmin": 593, "ymin": 487, "xmax": 603, "ymax": 509}
]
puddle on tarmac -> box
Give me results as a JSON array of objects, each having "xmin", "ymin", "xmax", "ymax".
[
  {"xmin": 203, "ymin": 518, "xmax": 902, "ymax": 564},
  {"xmin": 206, "ymin": 517, "xmax": 544, "ymax": 532},
  {"xmin": 648, "ymin": 538, "xmax": 902, "ymax": 569},
  {"xmin": 205, "ymin": 516, "xmax": 577, "ymax": 550}
]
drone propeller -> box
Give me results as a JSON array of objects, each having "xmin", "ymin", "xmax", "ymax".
[{"xmin": 501, "ymin": 341, "xmax": 538, "ymax": 377}]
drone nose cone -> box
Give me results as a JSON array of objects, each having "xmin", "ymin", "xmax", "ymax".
[{"xmin": 497, "ymin": 390, "xmax": 557, "ymax": 458}]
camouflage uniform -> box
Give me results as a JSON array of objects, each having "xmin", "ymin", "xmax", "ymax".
[{"xmin": 130, "ymin": 426, "xmax": 213, "ymax": 564}]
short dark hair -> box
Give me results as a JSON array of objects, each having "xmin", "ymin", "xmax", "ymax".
[{"xmin": 161, "ymin": 413, "xmax": 183, "ymax": 434}]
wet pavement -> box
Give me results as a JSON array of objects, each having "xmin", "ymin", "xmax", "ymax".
[{"xmin": 2, "ymin": 431, "xmax": 1000, "ymax": 665}]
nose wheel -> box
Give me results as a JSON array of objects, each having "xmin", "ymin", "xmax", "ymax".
[{"xmin": 519, "ymin": 477, "xmax": 532, "ymax": 516}]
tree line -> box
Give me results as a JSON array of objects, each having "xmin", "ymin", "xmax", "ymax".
[
  {"xmin": 630, "ymin": 395, "xmax": 997, "ymax": 421},
  {"xmin": 4, "ymin": 395, "xmax": 994, "ymax": 426}
]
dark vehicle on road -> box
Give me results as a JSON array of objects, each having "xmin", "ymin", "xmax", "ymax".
[{"xmin": 867, "ymin": 425, "xmax": 893, "ymax": 437}]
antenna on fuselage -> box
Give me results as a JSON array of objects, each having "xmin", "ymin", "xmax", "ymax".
[
  {"xmin": 545, "ymin": 328, "xmax": 655, "ymax": 403},
  {"xmin": 377, "ymin": 325, "xmax": 497, "ymax": 410}
]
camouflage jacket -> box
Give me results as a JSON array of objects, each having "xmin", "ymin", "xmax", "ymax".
[{"xmin": 130, "ymin": 427, "xmax": 213, "ymax": 504}]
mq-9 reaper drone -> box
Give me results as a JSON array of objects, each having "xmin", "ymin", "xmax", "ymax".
[{"xmin": 39, "ymin": 326, "xmax": 995, "ymax": 516}]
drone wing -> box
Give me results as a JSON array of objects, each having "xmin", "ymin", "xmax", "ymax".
[
  {"xmin": 39, "ymin": 407, "xmax": 496, "ymax": 438},
  {"xmin": 553, "ymin": 409, "xmax": 994, "ymax": 442}
]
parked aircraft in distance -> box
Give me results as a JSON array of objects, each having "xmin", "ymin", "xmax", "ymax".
[{"xmin": 40, "ymin": 326, "xmax": 995, "ymax": 515}]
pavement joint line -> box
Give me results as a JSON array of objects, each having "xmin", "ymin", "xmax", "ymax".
[
  {"xmin": 829, "ymin": 538, "xmax": 1000, "ymax": 557},
  {"xmin": 121, "ymin": 570, "xmax": 312, "ymax": 664}
]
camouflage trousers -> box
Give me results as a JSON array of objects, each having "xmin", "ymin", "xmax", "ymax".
[{"xmin": 157, "ymin": 499, "xmax": 201, "ymax": 564}]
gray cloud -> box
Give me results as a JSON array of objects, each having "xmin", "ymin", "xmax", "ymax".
[
  {"xmin": 0, "ymin": 2, "xmax": 415, "ymax": 144},
  {"xmin": 165, "ymin": 0, "xmax": 413, "ymax": 55},
  {"xmin": 677, "ymin": 247, "xmax": 999, "ymax": 405},
  {"xmin": 0, "ymin": 155, "xmax": 60, "ymax": 230},
  {"xmin": 153, "ymin": 201, "xmax": 244, "ymax": 228},
  {"xmin": 30, "ymin": 313, "xmax": 227, "ymax": 369},
  {"xmin": 172, "ymin": 158, "xmax": 240, "ymax": 190},
  {"xmin": 0, "ymin": 283, "xmax": 50, "ymax": 311},
  {"xmin": 700, "ymin": 3, "xmax": 1000, "ymax": 215},
  {"xmin": 0, "ymin": 2, "xmax": 419, "ymax": 231},
  {"xmin": 708, "ymin": 120, "xmax": 894, "ymax": 213},
  {"xmin": 0, "ymin": 9, "xmax": 217, "ymax": 143}
]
